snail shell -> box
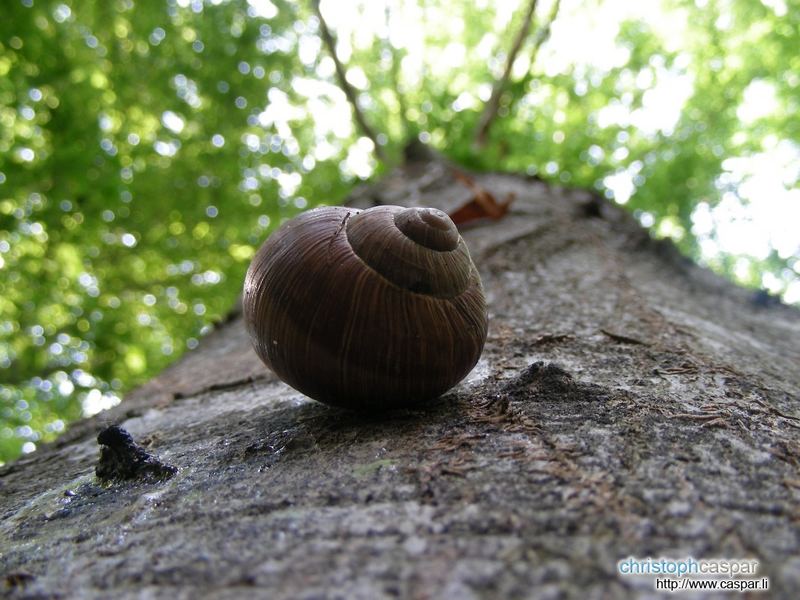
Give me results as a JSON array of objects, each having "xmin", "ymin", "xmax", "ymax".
[{"xmin": 243, "ymin": 205, "xmax": 488, "ymax": 409}]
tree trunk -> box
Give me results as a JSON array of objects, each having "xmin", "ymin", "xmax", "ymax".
[{"xmin": 2, "ymin": 152, "xmax": 799, "ymax": 599}]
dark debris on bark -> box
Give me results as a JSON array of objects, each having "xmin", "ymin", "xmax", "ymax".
[{"xmin": 95, "ymin": 425, "xmax": 177, "ymax": 483}]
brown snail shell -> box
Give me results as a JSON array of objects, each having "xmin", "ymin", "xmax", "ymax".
[{"xmin": 243, "ymin": 205, "xmax": 488, "ymax": 409}]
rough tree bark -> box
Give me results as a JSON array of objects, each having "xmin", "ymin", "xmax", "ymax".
[{"xmin": 2, "ymin": 151, "xmax": 800, "ymax": 599}]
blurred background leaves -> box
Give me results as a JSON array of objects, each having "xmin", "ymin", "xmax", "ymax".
[{"xmin": 1, "ymin": 0, "xmax": 798, "ymax": 463}]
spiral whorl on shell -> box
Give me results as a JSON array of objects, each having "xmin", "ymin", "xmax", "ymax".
[{"xmin": 243, "ymin": 205, "xmax": 488, "ymax": 409}]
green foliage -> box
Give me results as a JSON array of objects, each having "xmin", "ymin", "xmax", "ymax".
[
  {"xmin": 0, "ymin": 0, "xmax": 358, "ymax": 462},
  {"xmin": 1, "ymin": 0, "xmax": 798, "ymax": 463}
]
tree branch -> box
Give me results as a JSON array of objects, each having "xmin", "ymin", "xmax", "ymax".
[
  {"xmin": 472, "ymin": 0, "xmax": 540, "ymax": 149},
  {"xmin": 508, "ymin": 0, "xmax": 561, "ymax": 116},
  {"xmin": 385, "ymin": 4, "xmax": 412, "ymax": 139},
  {"xmin": 313, "ymin": 0, "xmax": 388, "ymax": 163}
]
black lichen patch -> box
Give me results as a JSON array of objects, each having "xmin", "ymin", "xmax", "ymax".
[
  {"xmin": 576, "ymin": 194, "xmax": 603, "ymax": 218},
  {"xmin": 96, "ymin": 425, "xmax": 177, "ymax": 483},
  {"xmin": 503, "ymin": 362, "xmax": 580, "ymax": 400},
  {"xmin": 751, "ymin": 288, "xmax": 783, "ymax": 309},
  {"xmin": 495, "ymin": 361, "xmax": 624, "ymax": 417},
  {"xmin": 4, "ymin": 571, "xmax": 35, "ymax": 589},
  {"xmin": 469, "ymin": 363, "xmax": 600, "ymax": 430}
]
